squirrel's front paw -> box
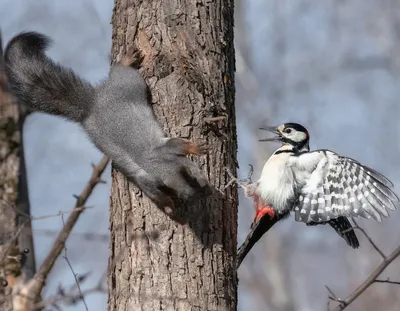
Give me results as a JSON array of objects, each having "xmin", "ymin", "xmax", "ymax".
[
  {"xmin": 181, "ymin": 140, "xmax": 208, "ymax": 156},
  {"xmin": 164, "ymin": 138, "xmax": 208, "ymax": 156}
]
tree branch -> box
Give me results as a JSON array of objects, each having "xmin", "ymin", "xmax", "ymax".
[
  {"xmin": 329, "ymin": 220, "xmax": 400, "ymax": 311},
  {"xmin": 351, "ymin": 218, "xmax": 386, "ymax": 259},
  {"xmin": 15, "ymin": 155, "xmax": 109, "ymax": 307},
  {"xmin": 61, "ymin": 214, "xmax": 89, "ymax": 311},
  {"xmin": 374, "ymin": 278, "xmax": 400, "ymax": 285}
]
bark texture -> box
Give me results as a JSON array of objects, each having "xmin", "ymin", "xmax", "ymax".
[
  {"xmin": 0, "ymin": 34, "xmax": 35, "ymax": 311},
  {"xmin": 0, "ymin": 39, "xmax": 20, "ymax": 311},
  {"xmin": 108, "ymin": 1, "xmax": 237, "ymax": 311}
]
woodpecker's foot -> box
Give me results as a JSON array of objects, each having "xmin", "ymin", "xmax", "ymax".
[
  {"xmin": 235, "ymin": 164, "xmax": 254, "ymax": 185},
  {"xmin": 246, "ymin": 164, "xmax": 254, "ymax": 181},
  {"xmin": 224, "ymin": 166, "xmax": 254, "ymax": 190},
  {"xmin": 254, "ymin": 206, "xmax": 275, "ymax": 222}
]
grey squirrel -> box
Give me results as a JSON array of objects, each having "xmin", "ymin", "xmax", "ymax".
[{"xmin": 4, "ymin": 31, "xmax": 211, "ymax": 211}]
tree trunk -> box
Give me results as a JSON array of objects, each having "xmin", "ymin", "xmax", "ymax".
[
  {"xmin": 0, "ymin": 34, "xmax": 35, "ymax": 311},
  {"xmin": 0, "ymin": 54, "xmax": 17, "ymax": 311},
  {"xmin": 107, "ymin": 1, "xmax": 237, "ymax": 311}
]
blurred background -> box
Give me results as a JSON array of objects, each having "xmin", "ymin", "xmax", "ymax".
[{"xmin": 1, "ymin": 0, "xmax": 400, "ymax": 310}]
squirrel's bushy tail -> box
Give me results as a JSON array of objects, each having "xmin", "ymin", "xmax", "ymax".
[{"xmin": 4, "ymin": 31, "xmax": 95, "ymax": 122}]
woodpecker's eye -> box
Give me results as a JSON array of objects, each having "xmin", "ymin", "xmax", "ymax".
[{"xmin": 284, "ymin": 128, "xmax": 292, "ymax": 134}]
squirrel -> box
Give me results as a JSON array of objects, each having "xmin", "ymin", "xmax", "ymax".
[{"xmin": 4, "ymin": 31, "xmax": 211, "ymax": 212}]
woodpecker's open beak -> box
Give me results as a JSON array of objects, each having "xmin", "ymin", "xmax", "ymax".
[{"xmin": 259, "ymin": 126, "xmax": 282, "ymax": 142}]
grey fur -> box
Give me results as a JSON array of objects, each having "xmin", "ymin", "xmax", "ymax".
[{"xmin": 4, "ymin": 31, "xmax": 210, "ymax": 209}]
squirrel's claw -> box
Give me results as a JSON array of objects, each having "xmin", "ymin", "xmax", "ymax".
[
  {"xmin": 192, "ymin": 141, "xmax": 208, "ymax": 155},
  {"xmin": 181, "ymin": 140, "xmax": 208, "ymax": 156}
]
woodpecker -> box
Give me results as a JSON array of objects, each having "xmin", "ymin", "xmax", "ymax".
[{"xmin": 232, "ymin": 122, "xmax": 399, "ymax": 266}]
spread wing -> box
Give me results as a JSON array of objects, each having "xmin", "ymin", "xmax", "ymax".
[{"xmin": 290, "ymin": 150, "xmax": 399, "ymax": 223}]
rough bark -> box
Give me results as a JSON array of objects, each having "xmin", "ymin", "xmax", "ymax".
[
  {"xmin": 0, "ymin": 46, "xmax": 17, "ymax": 311},
  {"xmin": 108, "ymin": 1, "xmax": 237, "ymax": 311},
  {"xmin": 0, "ymin": 33, "xmax": 35, "ymax": 310}
]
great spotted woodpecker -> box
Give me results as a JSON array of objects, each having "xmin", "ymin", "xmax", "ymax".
[{"xmin": 232, "ymin": 123, "xmax": 399, "ymax": 267}]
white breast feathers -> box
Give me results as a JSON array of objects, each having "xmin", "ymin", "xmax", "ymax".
[{"xmin": 257, "ymin": 146, "xmax": 296, "ymax": 213}]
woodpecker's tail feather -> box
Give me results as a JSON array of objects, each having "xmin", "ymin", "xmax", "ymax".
[
  {"xmin": 237, "ymin": 215, "xmax": 280, "ymax": 268},
  {"xmin": 4, "ymin": 31, "xmax": 95, "ymax": 122},
  {"xmin": 328, "ymin": 217, "xmax": 359, "ymax": 248}
]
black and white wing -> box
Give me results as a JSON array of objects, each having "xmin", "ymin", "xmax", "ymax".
[{"xmin": 290, "ymin": 150, "xmax": 399, "ymax": 223}]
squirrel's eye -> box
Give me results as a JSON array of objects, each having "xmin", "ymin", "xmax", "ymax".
[{"xmin": 284, "ymin": 128, "xmax": 292, "ymax": 134}]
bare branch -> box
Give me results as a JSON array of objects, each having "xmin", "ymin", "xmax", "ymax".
[
  {"xmin": 325, "ymin": 285, "xmax": 345, "ymax": 309},
  {"xmin": 374, "ymin": 278, "xmax": 400, "ymax": 285},
  {"xmin": 325, "ymin": 285, "xmax": 339, "ymax": 301},
  {"xmin": 27, "ymin": 155, "xmax": 109, "ymax": 300},
  {"xmin": 61, "ymin": 215, "xmax": 89, "ymax": 311},
  {"xmin": 331, "ymin": 244, "xmax": 400, "ymax": 311},
  {"xmin": 2, "ymin": 198, "xmax": 93, "ymax": 221},
  {"xmin": 14, "ymin": 280, "xmax": 106, "ymax": 311},
  {"xmin": 34, "ymin": 229, "xmax": 109, "ymax": 242},
  {"xmin": 351, "ymin": 218, "xmax": 386, "ymax": 259}
]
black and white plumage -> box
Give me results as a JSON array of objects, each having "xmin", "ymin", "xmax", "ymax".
[
  {"xmin": 238, "ymin": 123, "xmax": 399, "ymax": 255},
  {"xmin": 292, "ymin": 149, "xmax": 397, "ymax": 224}
]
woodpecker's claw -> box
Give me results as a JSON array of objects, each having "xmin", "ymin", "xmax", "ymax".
[
  {"xmin": 224, "ymin": 167, "xmax": 250, "ymax": 190},
  {"xmin": 224, "ymin": 164, "xmax": 255, "ymax": 190},
  {"xmin": 237, "ymin": 164, "xmax": 254, "ymax": 185},
  {"xmin": 247, "ymin": 164, "xmax": 254, "ymax": 181}
]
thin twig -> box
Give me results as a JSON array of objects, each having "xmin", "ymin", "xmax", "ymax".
[
  {"xmin": 374, "ymin": 278, "xmax": 400, "ymax": 285},
  {"xmin": 34, "ymin": 229, "xmax": 109, "ymax": 242},
  {"xmin": 330, "ymin": 222, "xmax": 400, "ymax": 311},
  {"xmin": 325, "ymin": 285, "xmax": 338, "ymax": 300},
  {"xmin": 31, "ymin": 206, "xmax": 93, "ymax": 220},
  {"xmin": 325, "ymin": 285, "xmax": 345, "ymax": 308},
  {"xmin": 351, "ymin": 218, "xmax": 386, "ymax": 259},
  {"xmin": 1, "ymin": 198, "xmax": 93, "ymax": 221},
  {"xmin": 12, "ymin": 285, "xmax": 106, "ymax": 311},
  {"xmin": 61, "ymin": 214, "xmax": 89, "ymax": 311},
  {"xmin": 28, "ymin": 155, "xmax": 109, "ymax": 299}
]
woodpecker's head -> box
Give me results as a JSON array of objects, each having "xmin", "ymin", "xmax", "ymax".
[{"xmin": 259, "ymin": 123, "xmax": 310, "ymax": 152}]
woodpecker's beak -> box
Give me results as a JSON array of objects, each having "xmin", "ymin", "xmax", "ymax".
[{"xmin": 258, "ymin": 126, "xmax": 282, "ymax": 142}]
